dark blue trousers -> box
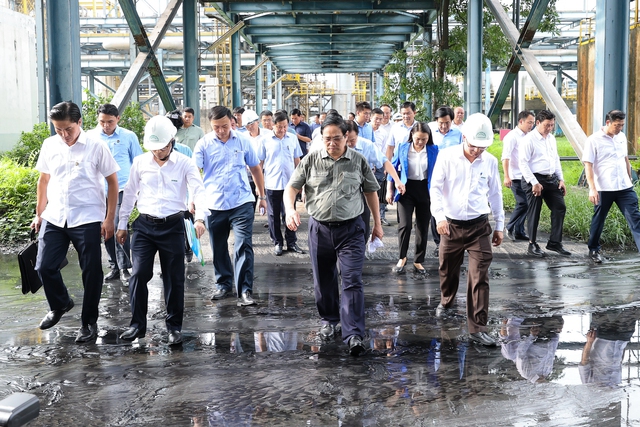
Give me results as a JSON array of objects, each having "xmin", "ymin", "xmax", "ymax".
[
  {"xmin": 588, "ymin": 187, "xmax": 640, "ymax": 252},
  {"xmin": 128, "ymin": 215, "xmax": 185, "ymax": 332},
  {"xmin": 267, "ymin": 189, "xmax": 297, "ymax": 247},
  {"xmin": 308, "ymin": 216, "xmax": 366, "ymax": 343},
  {"xmin": 208, "ymin": 202, "xmax": 255, "ymax": 296},
  {"xmin": 36, "ymin": 220, "xmax": 103, "ymax": 326},
  {"xmin": 505, "ymin": 179, "xmax": 528, "ymax": 236},
  {"xmin": 104, "ymin": 191, "xmax": 132, "ymax": 270}
]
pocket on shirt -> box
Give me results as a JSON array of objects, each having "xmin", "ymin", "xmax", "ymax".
[
  {"xmin": 309, "ymin": 170, "xmax": 329, "ymax": 186},
  {"xmin": 233, "ymin": 151, "xmax": 245, "ymax": 166},
  {"xmin": 339, "ymin": 171, "xmax": 361, "ymax": 196}
]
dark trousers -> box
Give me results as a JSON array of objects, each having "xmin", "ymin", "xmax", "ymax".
[
  {"xmin": 523, "ymin": 174, "xmax": 566, "ymax": 244},
  {"xmin": 588, "ymin": 187, "xmax": 640, "ymax": 252},
  {"xmin": 104, "ymin": 191, "xmax": 132, "ymax": 271},
  {"xmin": 308, "ymin": 216, "xmax": 366, "ymax": 343},
  {"xmin": 208, "ymin": 202, "xmax": 255, "ymax": 296},
  {"xmin": 267, "ymin": 189, "xmax": 297, "ymax": 246},
  {"xmin": 128, "ymin": 215, "xmax": 185, "ymax": 332},
  {"xmin": 439, "ymin": 219, "xmax": 493, "ymax": 333},
  {"xmin": 505, "ymin": 179, "xmax": 528, "ymax": 235},
  {"xmin": 360, "ymin": 195, "xmax": 371, "ymax": 244},
  {"xmin": 249, "ymin": 180, "xmax": 257, "ymax": 212},
  {"xmin": 430, "ymin": 217, "xmax": 440, "ymax": 246},
  {"xmin": 36, "ymin": 220, "xmax": 103, "ymax": 326},
  {"xmin": 397, "ymin": 179, "xmax": 430, "ymax": 263}
]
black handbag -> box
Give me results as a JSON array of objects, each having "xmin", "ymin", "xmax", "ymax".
[{"xmin": 17, "ymin": 230, "xmax": 68, "ymax": 295}]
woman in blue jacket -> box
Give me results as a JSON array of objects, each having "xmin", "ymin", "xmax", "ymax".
[{"xmin": 387, "ymin": 122, "xmax": 439, "ymax": 274}]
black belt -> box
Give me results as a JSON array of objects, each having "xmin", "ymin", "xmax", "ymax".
[
  {"xmin": 315, "ymin": 217, "xmax": 357, "ymax": 227},
  {"xmin": 140, "ymin": 211, "xmax": 185, "ymax": 224},
  {"xmin": 446, "ymin": 214, "xmax": 488, "ymax": 226},
  {"xmin": 534, "ymin": 173, "xmax": 557, "ymax": 181}
]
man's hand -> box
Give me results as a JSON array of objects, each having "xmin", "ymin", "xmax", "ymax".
[
  {"xmin": 532, "ymin": 183, "xmax": 543, "ymax": 197},
  {"xmin": 194, "ymin": 221, "xmax": 206, "ymax": 239},
  {"xmin": 504, "ymin": 176, "xmax": 512, "ymax": 188},
  {"xmin": 258, "ymin": 199, "xmax": 267, "ymax": 215},
  {"xmin": 31, "ymin": 215, "xmax": 42, "ymax": 233},
  {"xmin": 558, "ymin": 180, "xmax": 566, "ymax": 196},
  {"xmin": 395, "ymin": 182, "xmax": 406, "ymax": 195},
  {"xmin": 286, "ymin": 209, "xmax": 301, "ymax": 231},
  {"xmin": 189, "ymin": 202, "xmax": 196, "ymax": 215},
  {"xmin": 371, "ymin": 223, "xmax": 384, "ymax": 240},
  {"xmin": 436, "ymin": 220, "xmax": 449, "ymax": 236},
  {"xmin": 588, "ymin": 187, "xmax": 599, "ymax": 206},
  {"xmin": 102, "ymin": 219, "xmax": 115, "ymax": 240},
  {"xmin": 492, "ymin": 230, "xmax": 503, "ymax": 247},
  {"xmin": 116, "ymin": 229, "xmax": 128, "ymax": 245},
  {"xmin": 586, "ymin": 329, "xmax": 597, "ymax": 344}
]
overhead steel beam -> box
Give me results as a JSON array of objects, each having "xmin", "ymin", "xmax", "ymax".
[
  {"xmin": 204, "ymin": 21, "xmax": 245, "ymax": 52},
  {"xmin": 183, "ymin": 0, "xmax": 199, "ymax": 123},
  {"xmin": 221, "ymin": 1, "xmax": 436, "ymax": 13},
  {"xmin": 265, "ymin": 50, "xmax": 397, "ymax": 57},
  {"xmin": 251, "ymin": 34, "xmax": 409, "ymax": 44},
  {"xmin": 244, "ymin": 14, "xmax": 419, "ymax": 27},
  {"xmin": 265, "ymin": 43, "xmax": 401, "ymax": 51},
  {"xmin": 243, "ymin": 26, "xmax": 419, "ymax": 36},
  {"xmin": 111, "ymin": 0, "xmax": 181, "ymax": 114},
  {"xmin": 486, "ymin": 0, "xmax": 550, "ymax": 123},
  {"xmin": 485, "ymin": 0, "xmax": 587, "ymax": 157}
]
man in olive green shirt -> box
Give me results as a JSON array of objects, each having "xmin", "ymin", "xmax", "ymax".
[
  {"xmin": 175, "ymin": 107, "xmax": 205, "ymax": 151},
  {"xmin": 285, "ymin": 114, "xmax": 382, "ymax": 357}
]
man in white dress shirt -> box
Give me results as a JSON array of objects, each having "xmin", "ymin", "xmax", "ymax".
[
  {"xmin": 385, "ymin": 101, "xmax": 417, "ymax": 161},
  {"xmin": 430, "ymin": 113, "xmax": 504, "ymax": 347},
  {"xmin": 519, "ymin": 109, "xmax": 570, "ymax": 258},
  {"xmin": 32, "ymin": 101, "xmax": 120, "ymax": 343},
  {"xmin": 583, "ymin": 110, "xmax": 640, "ymax": 263},
  {"xmin": 501, "ymin": 110, "xmax": 535, "ymax": 241},
  {"xmin": 116, "ymin": 116, "xmax": 207, "ymax": 345}
]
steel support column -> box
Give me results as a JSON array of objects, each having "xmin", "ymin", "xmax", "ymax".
[
  {"xmin": 35, "ymin": 0, "xmax": 47, "ymax": 121},
  {"xmin": 46, "ymin": 1, "xmax": 82, "ymax": 109},
  {"xmin": 183, "ymin": 0, "xmax": 199, "ymax": 123},
  {"xmin": 485, "ymin": 0, "xmax": 587, "ymax": 157},
  {"xmin": 276, "ymin": 71, "xmax": 282, "ymax": 110},
  {"xmin": 369, "ymin": 73, "xmax": 375, "ymax": 106},
  {"xmin": 467, "ymin": 0, "xmax": 482, "ymax": 114},
  {"xmin": 423, "ymin": 25, "xmax": 432, "ymax": 119},
  {"xmin": 129, "ymin": 33, "xmax": 139, "ymax": 103},
  {"xmin": 376, "ymin": 73, "xmax": 384, "ymax": 103},
  {"xmin": 255, "ymin": 53, "xmax": 263, "ymax": 113},
  {"xmin": 266, "ymin": 61, "xmax": 273, "ymax": 111},
  {"xmin": 593, "ymin": 0, "xmax": 629, "ymax": 132},
  {"xmin": 231, "ymin": 13, "xmax": 242, "ymax": 107},
  {"xmin": 484, "ymin": 60, "xmax": 491, "ymax": 113},
  {"xmin": 111, "ymin": 0, "xmax": 181, "ymax": 114}
]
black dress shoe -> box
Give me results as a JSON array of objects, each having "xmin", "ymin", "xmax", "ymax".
[
  {"xmin": 104, "ymin": 269, "xmax": 120, "ymax": 281},
  {"xmin": 119, "ymin": 326, "xmax": 145, "ymax": 341},
  {"xmin": 237, "ymin": 291, "xmax": 257, "ymax": 306},
  {"xmin": 75, "ymin": 323, "xmax": 98, "ymax": 344},
  {"xmin": 392, "ymin": 263, "xmax": 405, "ymax": 274},
  {"xmin": 348, "ymin": 335, "xmax": 365, "ymax": 357},
  {"xmin": 211, "ymin": 288, "xmax": 230, "ymax": 300},
  {"xmin": 122, "ymin": 269, "xmax": 131, "ymax": 279},
  {"xmin": 546, "ymin": 242, "xmax": 571, "ymax": 256},
  {"xmin": 433, "ymin": 245, "xmax": 439, "ymax": 257},
  {"xmin": 413, "ymin": 264, "xmax": 426, "ymax": 275},
  {"xmin": 527, "ymin": 242, "xmax": 546, "ymax": 257},
  {"xmin": 589, "ymin": 249, "xmax": 603, "ymax": 264},
  {"xmin": 274, "ymin": 244, "xmax": 283, "ymax": 256},
  {"xmin": 39, "ymin": 299, "xmax": 74, "ymax": 330},
  {"xmin": 286, "ymin": 243, "xmax": 306, "ymax": 254},
  {"xmin": 506, "ymin": 229, "xmax": 516, "ymax": 241},
  {"xmin": 168, "ymin": 330, "xmax": 183, "ymax": 345},
  {"xmin": 514, "ymin": 233, "xmax": 530, "ymax": 241}
]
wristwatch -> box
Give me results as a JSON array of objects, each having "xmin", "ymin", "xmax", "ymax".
[
  {"xmin": 195, "ymin": 219, "xmax": 205, "ymax": 224},
  {"xmin": 258, "ymin": 196, "xmax": 267, "ymax": 200}
]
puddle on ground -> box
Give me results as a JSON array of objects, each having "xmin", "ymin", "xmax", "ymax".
[{"xmin": 0, "ymin": 253, "xmax": 639, "ymax": 426}]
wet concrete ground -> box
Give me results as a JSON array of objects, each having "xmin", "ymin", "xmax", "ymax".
[{"xmin": 1, "ymin": 209, "xmax": 639, "ymax": 426}]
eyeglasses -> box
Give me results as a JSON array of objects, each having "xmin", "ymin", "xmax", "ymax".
[{"xmin": 323, "ymin": 136, "xmax": 344, "ymax": 143}]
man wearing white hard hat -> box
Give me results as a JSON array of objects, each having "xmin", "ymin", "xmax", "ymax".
[
  {"xmin": 430, "ymin": 113, "xmax": 504, "ymax": 347},
  {"xmin": 116, "ymin": 115, "xmax": 208, "ymax": 345}
]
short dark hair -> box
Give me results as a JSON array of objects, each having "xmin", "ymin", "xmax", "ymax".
[
  {"xmin": 274, "ymin": 111, "xmax": 289, "ymax": 124},
  {"xmin": 344, "ymin": 120, "xmax": 359, "ymax": 134},
  {"xmin": 517, "ymin": 110, "xmax": 534, "ymax": 122},
  {"xmin": 260, "ymin": 110, "xmax": 273, "ymax": 118},
  {"xmin": 409, "ymin": 122, "xmax": 434, "ymax": 146},
  {"xmin": 371, "ymin": 108, "xmax": 384, "ymax": 116},
  {"xmin": 291, "ymin": 108, "xmax": 302, "ymax": 117},
  {"xmin": 321, "ymin": 113, "xmax": 348, "ymax": 135},
  {"xmin": 381, "ymin": 104, "xmax": 392, "ymax": 110},
  {"xmin": 326, "ymin": 109, "xmax": 338, "ymax": 116},
  {"xmin": 166, "ymin": 109, "xmax": 184, "ymax": 129},
  {"xmin": 209, "ymin": 105, "xmax": 233, "ymax": 121},
  {"xmin": 356, "ymin": 101, "xmax": 372, "ymax": 112},
  {"xmin": 183, "ymin": 107, "xmax": 195, "ymax": 115},
  {"xmin": 49, "ymin": 101, "xmax": 82, "ymax": 123},
  {"xmin": 400, "ymin": 101, "xmax": 416, "ymax": 112},
  {"xmin": 232, "ymin": 107, "xmax": 245, "ymax": 115},
  {"xmin": 97, "ymin": 103, "xmax": 119, "ymax": 117},
  {"xmin": 276, "ymin": 109, "xmax": 288, "ymax": 115},
  {"xmin": 434, "ymin": 106, "xmax": 454, "ymax": 121},
  {"xmin": 314, "ymin": 114, "xmax": 320, "ymax": 118},
  {"xmin": 536, "ymin": 109, "xmax": 555, "ymax": 123},
  {"xmin": 606, "ymin": 110, "xmax": 626, "ymax": 122}
]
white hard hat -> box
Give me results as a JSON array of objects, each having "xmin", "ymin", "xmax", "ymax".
[
  {"xmin": 143, "ymin": 116, "xmax": 177, "ymax": 150},
  {"xmin": 462, "ymin": 113, "xmax": 494, "ymax": 147},
  {"xmin": 242, "ymin": 109, "xmax": 260, "ymax": 125}
]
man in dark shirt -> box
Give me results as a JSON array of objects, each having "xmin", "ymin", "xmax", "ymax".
[{"xmin": 290, "ymin": 108, "xmax": 312, "ymax": 158}]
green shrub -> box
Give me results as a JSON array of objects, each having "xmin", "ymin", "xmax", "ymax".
[
  {"xmin": 82, "ymin": 90, "xmax": 146, "ymax": 142},
  {"xmin": 0, "ymin": 158, "xmax": 38, "ymax": 243},
  {"xmin": 2, "ymin": 122, "xmax": 49, "ymax": 168}
]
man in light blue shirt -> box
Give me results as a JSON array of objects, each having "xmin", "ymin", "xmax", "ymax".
[
  {"xmin": 193, "ymin": 106, "xmax": 267, "ymax": 306},
  {"xmin": 90, "ymin": 103, "xmax": 143, "ymax": 282},
  {"xmin": 355, "ymin": 101, "xmax": 375, "ymax": 143},
  {"xmin": 258, "ymin": 111, "xmax": 305, "ymax": 256}
]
